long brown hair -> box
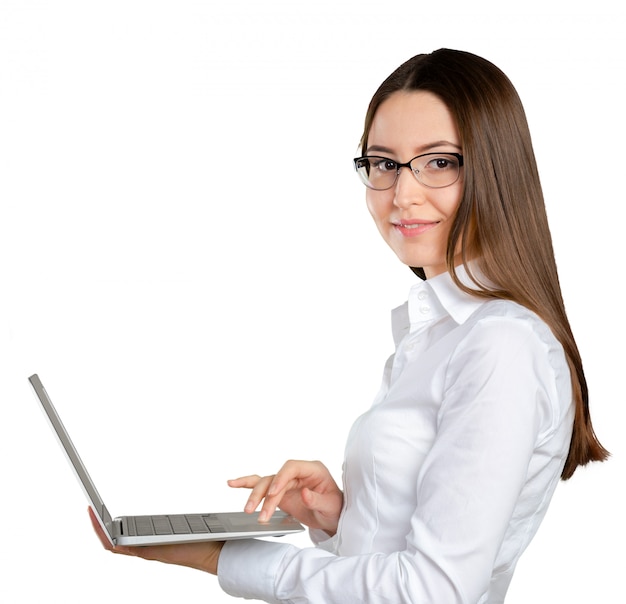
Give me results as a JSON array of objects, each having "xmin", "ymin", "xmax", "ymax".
[{"xmin": 360, "ymin": 49, "xmax": 608, "ymax": 479}]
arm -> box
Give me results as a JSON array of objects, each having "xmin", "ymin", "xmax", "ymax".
[
  {"xmin": 90, "ymin": 315, "xmax": 571, "ymax": 603},
  {"xmin": 88, "ymin": 461, "xmax": 342, "ymax": 574},
  {"xmin": 219, "ymin": 315, "xmax": 572, "ymax": 602}
]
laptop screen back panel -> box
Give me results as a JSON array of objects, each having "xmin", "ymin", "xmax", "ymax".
[{"xmin": 28, "ymin": 374, "xmax": 116, "ymax": 544}]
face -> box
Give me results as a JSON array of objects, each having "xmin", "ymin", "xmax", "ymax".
[{"xmin": 365, "ymin": 91, "xmax": 463, "ymax": 279}]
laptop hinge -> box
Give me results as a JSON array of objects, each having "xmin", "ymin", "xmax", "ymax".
[{"xmin": 114, "ymin": 517, "xmax": 126, "ymax": 537}]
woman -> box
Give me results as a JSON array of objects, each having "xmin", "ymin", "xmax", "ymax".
[{"xmin": 91, "ymin": 49, "xmax": 608, "ymax": 603}]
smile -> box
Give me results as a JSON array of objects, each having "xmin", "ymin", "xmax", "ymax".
[{"xmin": 393, "ymin": 221, "xmax": 440, "ymax": 236}]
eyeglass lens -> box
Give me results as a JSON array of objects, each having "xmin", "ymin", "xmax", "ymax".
[{"xmin": 355, "ymin": 153, "xmax": 462, "ymax": 190}]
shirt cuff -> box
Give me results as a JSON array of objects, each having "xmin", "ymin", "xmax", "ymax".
[{"xmin": 217, "ymin": 539, "xmax": 293, "ymax": 602}]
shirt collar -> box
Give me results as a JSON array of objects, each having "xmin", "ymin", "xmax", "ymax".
[{"xmin": 391, "ymin": 264, "xmax": 486, "ymax": 345}]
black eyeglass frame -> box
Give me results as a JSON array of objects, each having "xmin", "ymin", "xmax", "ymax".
[{"xmin": 353, "ymin": 152, "xmax": 464, "ymax": 190}]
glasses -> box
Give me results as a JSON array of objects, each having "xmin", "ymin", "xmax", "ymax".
[{"xmin": 353, "ymin": 152, "xmax": 464, "ymax": 190}]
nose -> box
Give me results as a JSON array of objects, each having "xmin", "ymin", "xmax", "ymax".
[{"xmin": 393, "ymin": 166, "xmax": 427, "ymax": 209}]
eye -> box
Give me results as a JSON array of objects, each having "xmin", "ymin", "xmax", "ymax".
[
  {"xmin": 424, "ymin": 155, "xmax": 459, "ymax": 171},
  {"xmin": 370, "ymin": 157, "xmax": 398, "ymax": 173}
]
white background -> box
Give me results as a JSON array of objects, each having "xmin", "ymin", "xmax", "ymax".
[{"xmin": 1, "ymin": 1, "xmax": 623, "ymax": 602}]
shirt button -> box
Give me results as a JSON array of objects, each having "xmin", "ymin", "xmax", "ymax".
[
  {"xmin": 417, "ymin": 290, "xmax": 429, "ymax": 300},
  {"xmin": 419, "ymin": 305, "xmax": 431, "ymax": 314}
]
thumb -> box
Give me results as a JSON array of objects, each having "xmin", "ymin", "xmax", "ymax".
[{"xmin": 301, "ymin": 487, "xmax": 334, "ymax": 514}]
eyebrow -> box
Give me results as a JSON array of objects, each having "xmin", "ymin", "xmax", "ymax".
[{"xmin": 365, "ymin": 140, "xmax": 462, "ymax": 155}]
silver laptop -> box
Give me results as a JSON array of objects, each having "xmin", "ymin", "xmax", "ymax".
[{"xmin": 28, "ymin": 374, "xmax": 304, "ymax": 546}]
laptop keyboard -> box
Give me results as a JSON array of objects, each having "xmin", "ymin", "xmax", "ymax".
[{"xmin": 126, "ymin": 514, "xmax": 226, "ymax": 536}]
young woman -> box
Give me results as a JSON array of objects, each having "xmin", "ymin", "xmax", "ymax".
[{"xmin": 91, "ymin": 48, "xmax": 608, "ymax": 603}]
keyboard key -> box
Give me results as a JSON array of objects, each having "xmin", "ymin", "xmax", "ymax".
[
  {"xmin": 187, "ymin": 515, "xmax": 210, "ymax": 533},
  {"xmin": 203, "ymin": 516, "xmax": 226, "ymax": 533},
  {"xmin": 169, "ymin": 515, "xmax": 192, "ymax": 534},
  {"xmin": 135, "ymin": 516, "xmax": 155, "ymax": 536},
  {"xmin": 152, "ymin": 516, "xmax": 174, "ymax": 535}
]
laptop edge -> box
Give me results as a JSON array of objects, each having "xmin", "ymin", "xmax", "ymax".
[{"xmin": 28, "ymin": 373, "xmax": 304, "ymax": 546}]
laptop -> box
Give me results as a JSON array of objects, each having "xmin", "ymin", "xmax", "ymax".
[{"xmin": 28, "ymin": 373, "xmax": 304, "ymax": 546}]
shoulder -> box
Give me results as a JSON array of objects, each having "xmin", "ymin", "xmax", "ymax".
[
  {"xmin": 443, "ymin": 299, "xmax": 573, "ymax": 444},
  {"xmin": 465, "ymin": 299, "xmax": 561, "ymax": 353},
  {"xmin": 450, "ymin": 298, "xmax": 570, "ymax": 396}
]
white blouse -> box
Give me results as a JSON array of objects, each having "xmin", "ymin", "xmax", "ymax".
[{"xmin": 218, "ymin": 267, "xmax": 574, "ymax": 603}]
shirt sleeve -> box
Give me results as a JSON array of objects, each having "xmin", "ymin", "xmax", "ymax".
[{"xmin": 218, "ymin": 314, "xmax": 571, "ymax": 603}]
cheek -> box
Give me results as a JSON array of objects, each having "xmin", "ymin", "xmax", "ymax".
[
  {"xmin": 365, "ymin": 190, "xmax": 390, "ymax": 224},
  {"xmin": 439, "ymin": 183, "xmax": 464, "ymax": 215}
]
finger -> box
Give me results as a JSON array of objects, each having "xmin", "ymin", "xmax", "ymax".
[
  {"xmin": 301, "ymin": 487, "xmax": 334, "ymax": 514},
  {"xmin": 258, "ymin": 478, "xmax": 303, "ymax": 521},
  {"xmin": 241, "ymin": 475, "xmax": 275, "ymax": 513},
  {"xmin": 88, "ymin": 508, "xmax": 135, "ymax": 556},
  {"xmin": 88, "ymin": 507, "xmax": 114, "ymax": 550},
  {"xmin": 227, "ymin": 475, "xmax": 262, "ymax": 489},
  {"xmin": 256, "ymin": 461, "xmax": 319, "ymax": 520},
  {"xmin": 265, "ymin": 459, "xmax": 312, "ymax": 496},
  {"xmin": 227, "ymin": 475, "xmax": 269, "ymax": 512},
  {"xmin": 228, "ymin": 474, "xmax": 280, "ymax": 514}
]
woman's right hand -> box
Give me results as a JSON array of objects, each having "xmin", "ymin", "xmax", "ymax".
[{"xmin": 228, "ymin": 460, "xmax": 343, "ymax": 536}]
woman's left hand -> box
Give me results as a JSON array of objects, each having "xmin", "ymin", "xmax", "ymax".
[{"xmin": 88, "ymin": 508, "xmax": 224, "ymax": 575}]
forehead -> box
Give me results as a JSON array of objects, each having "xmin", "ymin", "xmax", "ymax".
[{"xmin": 367, "ymin": 91, "xmax": 460, "ymax": 151}]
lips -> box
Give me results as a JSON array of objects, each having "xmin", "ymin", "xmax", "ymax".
[{"xmin": 392, "ymin": 219, "xmax": 440, "ymax": 237}]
